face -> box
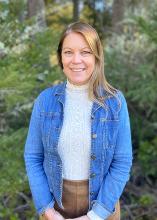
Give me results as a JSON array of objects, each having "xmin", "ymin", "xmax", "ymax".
[{"xmin": 61, "ymin": 32, "xmax": 95, "ymax": 85}]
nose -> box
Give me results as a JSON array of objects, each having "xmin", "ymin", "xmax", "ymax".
[{"xmin": 72, "ymin": 52, "xmax": 82, "ymax": 63}]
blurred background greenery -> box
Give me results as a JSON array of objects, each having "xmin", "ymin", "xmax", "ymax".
[{"xmin": 0, "ymin": 0, "xmax": 157, "ymax": 219}]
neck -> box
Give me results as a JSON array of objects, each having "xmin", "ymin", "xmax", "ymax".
[{"xmin": 66, "ymin": 80, "xmax": 89, "ymax": 90}]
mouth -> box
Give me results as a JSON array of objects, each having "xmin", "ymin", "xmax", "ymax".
[{"xmin": 70, "ymin": 68, "xmax": 85, "ymax": 72}]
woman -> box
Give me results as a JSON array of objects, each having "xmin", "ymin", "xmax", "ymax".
[{"xmin": 24, "ymin": 21, "xmax": 132, "ymax": 220}]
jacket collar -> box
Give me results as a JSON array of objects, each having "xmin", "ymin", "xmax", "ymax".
[
  {"xmin": 54, "ymin": 81, "xmax": 66, "ymax": 108},
  {"xmin": 54, "ymin": 81, "xmax": 67, "ymax": 95},
  {"xmin": 54, "ymin": 81, "xmax": 103, "ymax": 116}
]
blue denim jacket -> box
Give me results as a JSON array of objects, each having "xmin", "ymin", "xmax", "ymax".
[{"xmin": 24, "ymin": 81, "xmax": 132, "ymax": 219}]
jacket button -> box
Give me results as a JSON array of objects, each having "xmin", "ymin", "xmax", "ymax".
[
  {"xmin": 91, "ymin": 200, "xmax": 95, "ymax": 206},
  {"xmin": 91, "ymin": 116, "xmax": 94, "ymax": 120},
  {"xmin": 92, "ymin": 134, "xmax": 97, "ymax": 139},
  {"xmin": 91, "ymin": 154, "xmax": 96, "ymax": 160},
  {"xmin": 90, "ymin": 173, "xmax": 96, "ymax": 178},
  {"xmin": 90, "ymin": 191, "xmax": 94, "ymax": 195}
]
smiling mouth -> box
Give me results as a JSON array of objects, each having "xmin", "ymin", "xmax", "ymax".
[{"xmin": 70, "ymin": 68, "xmax": 85, "ymax": 72}]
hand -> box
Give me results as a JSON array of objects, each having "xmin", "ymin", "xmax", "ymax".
[
  {"xmin": 42, "ymin": 208, "xmax": 65, "ymax": 220},
  {"xmin": 54, "ymin": 211, "xmax": 65, "ymax": 220},
  {"xmin": 66, "ymin": 215, "xmax": 90, "ymax": 220}
]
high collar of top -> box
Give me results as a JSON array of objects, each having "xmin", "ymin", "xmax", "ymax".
[{"xmin": 66, "ymin": 80, "xmax": 89, "ymax": 92}]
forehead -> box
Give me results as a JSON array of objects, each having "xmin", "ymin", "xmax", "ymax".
[{"xmin": 62, "ymin": 32, "xmax": 90, "ymax": 49}]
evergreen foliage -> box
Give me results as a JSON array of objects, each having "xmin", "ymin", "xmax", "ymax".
[{"xmin": 0, "ymin": 0, "xmax": 157, "ymax": 219}]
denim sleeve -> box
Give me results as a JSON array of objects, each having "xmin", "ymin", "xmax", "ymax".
[
  {"xmin": 91, "ymin": 92, "xmax": 133, "ymax": 219},
  {"xmin": 87, "ymin": 210, "xmax": 104, "ymax": 220},
  {"xmin": 24, "ymin": 96, "xmax": 55, "ymax": 214}
]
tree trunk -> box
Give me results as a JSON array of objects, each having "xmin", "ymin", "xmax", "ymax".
[
  {"xmin": 73, "ymin": 0, "xmax": 79, "ymax": 21},
  {"xmin": 27, "ymin": 0, "xmax": 47, "ymax": 29},
  {"xmin": 112, "ymin": 0, "xmax": 125, "ymax": 33}
]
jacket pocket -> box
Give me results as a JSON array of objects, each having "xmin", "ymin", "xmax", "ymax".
[
  {"xmin": 102, "ymin": 119, "xmax": 119, "ymax": 149},
  {"xmin": 41, "ymin": 112, "xmax": 61, "ymax": 149}
]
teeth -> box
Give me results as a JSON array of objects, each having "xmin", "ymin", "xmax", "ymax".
[{"xmin": 71, "ymin": 69, "xmax": 84, "ymax": 72}]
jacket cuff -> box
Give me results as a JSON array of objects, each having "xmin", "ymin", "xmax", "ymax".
[
  {"xmin": 38, "ymin": 200, "xmax": 55, "ymax": 215},
  {"xmin": 87, "ymin": 210, "xmax": 104, "ymax": 220},
  {"xmin": 91, "ymin": 201, "xmax": 112, "ymax": 219}
]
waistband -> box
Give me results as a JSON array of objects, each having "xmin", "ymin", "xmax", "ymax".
[{"xmin": 63, "ymin": 178, "xmax": 89, "ymax": 186}]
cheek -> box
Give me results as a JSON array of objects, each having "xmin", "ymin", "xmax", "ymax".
[
  {"xmin": 62, "ymin": 58, "xmax": 70, "ymax": 69},
  {"xmin": 87, "ymin": 56, "xmax": 95, "ymax": 66},
  {"xmin": 87, "ymin": 60, "xmax": 95, "ymax": 72},
  {"xmin": 62, "ymin": 62, "xmax": 71, "ymax": 76},
  {"xmin": 62, "ymin": 61, "xmax": 68, "ymax": 70}
]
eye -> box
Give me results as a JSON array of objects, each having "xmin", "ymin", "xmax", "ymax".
[
  {"xmin": 64, "ymin": 50, "xmax": 72, "ymax": 54},
  {"xmin": 81, "ymin": 51, "xmax": 92, "ymax": 56},
  {"xmin": 63, "ymin": 51, "xmax": 73, "ymax": 56}
]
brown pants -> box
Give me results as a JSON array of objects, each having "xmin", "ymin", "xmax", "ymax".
[{"xmin": 40, "ymin": 179, "xmax": 120, "ymax": 219}]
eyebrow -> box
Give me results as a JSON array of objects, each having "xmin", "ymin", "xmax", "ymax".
[{"xmin": 62, "ymin": 47, "xmax": 91, "ymax": 50}]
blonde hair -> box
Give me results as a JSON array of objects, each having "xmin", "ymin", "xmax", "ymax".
[{"xmin": 57, "ymin": 21, "xmax": 117, "ymax": 106}]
